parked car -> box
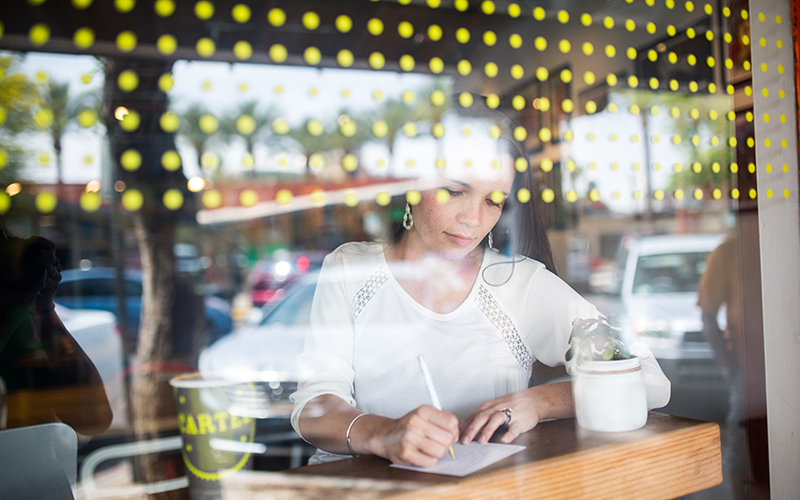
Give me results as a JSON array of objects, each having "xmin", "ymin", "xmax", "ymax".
[
  {"xmin": 56, "ymin": 268, "xmax": 233, "ymax": 346},
  {"xmin": 199, "ymin": 273, "xmax": 320, "ymax": 466},
  {"xmin": 55, "ymin": 304, "xmax": 128, "ymax": 431},
  {"xmin": 200, "ymin": 272, "xmax": 318, "ymax": 385},
  {"xmin": 609, "ymin": 233, "xmax": 731, "ymax": 423},
  {"xmin": 613, "ymin": 234, "xmax": 726, "ymax": 360},
  {"xmin": 248, "ymin": 252, "xmax": 323, "ymax": 307}
]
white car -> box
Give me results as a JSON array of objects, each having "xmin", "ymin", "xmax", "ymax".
[
  {"xmin": 198, "ymin": 275, "xmax": 319, "ymax": 418},
  {"xmin": 55, "ymin": 304, "xmax": 128, "ymax": 431},
  {"xmin": 614, "ymin": 234, "xmax": 726, "ymax": 360}
]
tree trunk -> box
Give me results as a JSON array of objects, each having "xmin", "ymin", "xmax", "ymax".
[
  {"xmin": 54, "ymin": 137, "xmax": 63, "ymax": 186},
  {"xmin": 103, "ymin": 56, "xmax": 200, "ymax": 500}
]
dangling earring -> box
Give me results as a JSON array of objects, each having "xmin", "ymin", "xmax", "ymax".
[
  {"xmin": 488, "ymin": 231, "xmax": 494, "ymax": 249},
  {"xmin": 402, "ymin": 202, "xmax": 414, "ymax": 230}
]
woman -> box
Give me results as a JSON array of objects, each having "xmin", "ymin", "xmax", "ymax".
[
  {"xmin": 290, "ymin": 98, "xmax": 645, "ymax": 467},
  {"xmin": 0, "ymin": 217, "xmax": 112, "ymax": 435}
]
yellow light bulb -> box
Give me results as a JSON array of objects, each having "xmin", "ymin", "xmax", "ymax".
[
  {"xmin": 398, "ymin": 21, "xmax": 413, "ymax": 38},
  {"xmin": 367, "ymin": 18, "xmax": 384, "ymax": 36},
  {"xmin": 399, "ymin": 54, "xmax": 415, "ymax": 72},
  {"xmin": 29, "ymin": 23, "xmax": 51, "ymax": 47},
  {"xmin": 337, "ymin": 49, "xmax": 354, "ymax": 68},
  {"xmin": 368, "ymin": 52, "xmax": 385, "ymax": 69},
  {"xmin": 304, "ymin": 47, "xmax": 322, "ymax": 65},
  {"xmin": 302, "ymin": 12, "xmax": 320, "ymax": 30},
  {"xmin": 116, "ymin": 30, "xmax": 137, "ymax": 52},
  {"xmin": 232, "ymin": 4, "xmax": 250, "ymax": 23},
  {"xmin": 73, "ymin": 27, "xmax": 95, "ymax": 50},
  {"xmin": 157, "ymin": 34, "xmax": 177, "ymax": 55},
  {"xmin": 196, "ymin": 38, "xmax": 216, "ymax": 58}
]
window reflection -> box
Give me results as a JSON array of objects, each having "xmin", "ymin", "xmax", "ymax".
[{"xmin": 0, "ymin": 0, "xmax": 776, "ymax": 497}]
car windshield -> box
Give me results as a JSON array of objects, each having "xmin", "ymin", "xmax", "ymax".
[
  {"xmin": 260, "ymin": 282, "xmax": 318, "ymax": 327},
  {"xmin": 631, "ymin": 252, "xmax": 709, "ymax": 295},
  {"xmin": 253, "ymin": 280, "xmax": 289, "ymax": 291}
]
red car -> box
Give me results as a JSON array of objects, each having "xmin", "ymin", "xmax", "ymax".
[{"xmin": 249, "ymin": 255, "xmax": 312, "ymax": 307}]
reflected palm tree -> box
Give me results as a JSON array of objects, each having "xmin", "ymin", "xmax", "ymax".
[
  {"xmin": 415, "ymin": 79, "xmax": 452, "ymax": 123},
  {"xmin": 329, "ymin": 108, "xmax": 371, "ymax": 176},
  {"xmin": 287, "ymin": 118, "xmax": 334, "ymax": 175},
  {"xmin": 176, "ymin": 103, "xmax": 219, "ymax": 174},
  {"xmin": 370, "ymin": 99, "xmax": 417, "ymax": 175},
  {"xmin": 219, "ymin": 100, "xmax": 278, "ymax": 176},
  {"xmin": 39, "ymin": 81, "xmax": 101, "ymax": 185},
  {"xmin": 415, "ymin": 80, "xmax": 452, "ymax": 162}
]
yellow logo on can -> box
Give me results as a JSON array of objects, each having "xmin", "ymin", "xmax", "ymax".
[{"xmin": 173, "ymin": 379, "xmax": 257, "ymax": 481}]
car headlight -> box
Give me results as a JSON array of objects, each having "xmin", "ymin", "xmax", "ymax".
[{"xmin": 632, "ymin": 316, "xmax": 674, "ymax": 338}]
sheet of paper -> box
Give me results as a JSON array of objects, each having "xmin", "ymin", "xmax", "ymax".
[{"xmin": 390, "ymin": 442, "xmax": 526, "ymax": 477}]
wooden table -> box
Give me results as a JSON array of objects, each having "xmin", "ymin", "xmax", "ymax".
[{"xmin": 218, "ymin": 412, "xmax": 721, "ymax": 500}]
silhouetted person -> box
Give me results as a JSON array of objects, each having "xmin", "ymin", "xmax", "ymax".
[
  {"xmin": 0, "ymin": 218, "xmax": 112, "ymax": 436},
  {"xmin": 698, "ymin": 234, "xmax": 745, "ymax": 500}
]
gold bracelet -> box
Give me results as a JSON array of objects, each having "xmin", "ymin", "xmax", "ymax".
[{"xmin": 345, "ymin": 413, "xmax": 369, "ymax": 457}]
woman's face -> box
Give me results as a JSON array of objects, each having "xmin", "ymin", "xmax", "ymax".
[{"xmin": 409, "ymin": 163, "xmax": 516, "ymax": 261}]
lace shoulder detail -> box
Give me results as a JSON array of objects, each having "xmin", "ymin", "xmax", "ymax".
[
  {"xmin": 351, "ymin": 269, "xmax": 388, "ymax": 320},
  {"xmin": 474, "ymin": 284, "xmax": 533, "ymax": 370}
]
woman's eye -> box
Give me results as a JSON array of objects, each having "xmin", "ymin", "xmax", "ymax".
[
  {"xmin": 444, "ymin": 188, "xmax": 462, "ymax": 196},
  {"xmin": 487, "ymin": 199, "xmax": 502, "ymax": 207}
]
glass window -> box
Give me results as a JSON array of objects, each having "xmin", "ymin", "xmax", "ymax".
[{"xmin": 0, "ymin": 0, "xmax": 789, "ymax": 496}]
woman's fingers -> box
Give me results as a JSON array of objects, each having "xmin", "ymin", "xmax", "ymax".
[
  {"xmin": 407, "ymin": 429, "xmax": 450, "ymax": 463},
  {"xmin": 422, "ymin": 420, "xmax": 458, "ymax": 448},
  {"xmin": 500, "ymin": 420, "xmax": 529, "ymax": 444},
  {"xmin": 460, "ymin": 398, "xmax": 530, "ymax": 445},
  {"xmin": 423, "ymin": 405, "xmax": 459, "ymax": 432},
  {"xmin": 460, "ymin": 409, "xmax": 494, "ymax": 444},
  {"xmin": 395, "ymin": 440, "xmax": 439, "ymax": 468},
  {"xmin": 384, "ymin": 406, "xmax": 459, "ymax": 467},
  {"xmin": 476, "ymin": 410, "xmax": 509, "ymax": 444}
]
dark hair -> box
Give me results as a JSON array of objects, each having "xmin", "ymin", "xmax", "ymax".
[{"xmin": 386, "ymin": 94, "xmax": 556, "ymax": 275}]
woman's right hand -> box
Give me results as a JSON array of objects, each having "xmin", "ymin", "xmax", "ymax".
[{"xmin": 367, "ymin": 405, "xmax": 459, "ymax": 468}]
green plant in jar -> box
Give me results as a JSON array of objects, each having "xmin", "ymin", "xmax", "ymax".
[{"xmin": 566, "ymin": 317, "xmax": 632, "ymax": 363}]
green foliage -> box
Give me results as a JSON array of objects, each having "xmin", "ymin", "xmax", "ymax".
[
  {"xmin": 0, "ymin": 55, "xmax": 42, "ymax": 183},
  {"xmin": 566, "ymin": 317, "xmax": 631, "ymax": 363},
  {"xmin": 0, "ymin": 55, "xmax": 42, "ymax": 135},
  {"xmin": 0, "ymin": 141, "xmax": 26, "ymax": 185},
  {"xmin": 617, "ymin": 89, "xmax": 735, "ymax": 193}
]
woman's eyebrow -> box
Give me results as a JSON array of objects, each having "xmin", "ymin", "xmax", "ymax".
[
  {"xmin": 443, "ymin": 179, "xmax": 471, "ymax": 189},
  {"xmin": 442, "ymin": 180, "xmax": 509, "ymax": 197}
]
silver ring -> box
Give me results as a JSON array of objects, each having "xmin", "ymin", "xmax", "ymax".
[{"xmin": 498, "ymin": 407, "xmax": 513, "ymax": 426}]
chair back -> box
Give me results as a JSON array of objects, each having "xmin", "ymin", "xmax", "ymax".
[{"xmin": 0, "ymin": 423, "xmax": 77, "ymax": 500}]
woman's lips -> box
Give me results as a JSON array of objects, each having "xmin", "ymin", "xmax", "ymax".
[{"xmin": 445, "ymin": 232, "xmax": 474, "ymax": 247}]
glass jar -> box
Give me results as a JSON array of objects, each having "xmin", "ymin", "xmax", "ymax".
[{"xmin": 573, "ymin": 357, "xmax": 648, "ymax": 432}]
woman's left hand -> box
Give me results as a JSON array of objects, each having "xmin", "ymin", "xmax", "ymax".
[
  {"xmin": 30, "ymin": 236, "xmax": 61, "ymax": 312},
  {"xmin": 458, "ymin": 388, "xmax": 542, "ymax": 445},
  {"xmin": 459, "ymin": 381, "xmax": 576, "ymax": 446}
]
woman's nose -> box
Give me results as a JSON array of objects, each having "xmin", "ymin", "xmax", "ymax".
[{"xmin": 457, "ymin": 200, "xmax": 482, "ymax": 227}]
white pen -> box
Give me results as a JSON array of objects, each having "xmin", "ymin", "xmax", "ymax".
[{"xmin": 418, "ymin": 355, "xmax": 456, "ymax": 460}]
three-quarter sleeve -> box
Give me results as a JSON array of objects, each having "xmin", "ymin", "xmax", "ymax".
[
  {"xmin": 290, "ymin": 251, "xmax": 358, "ymax": 438},
  {"xmin": 521, "ymin": 266, "xmax": 601, "ymax": 371},
  {"xmin": 519, "ymin": 264, "xmax": 670, "ymax": 410}
]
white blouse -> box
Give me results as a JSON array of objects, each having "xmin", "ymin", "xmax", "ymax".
[{"xmin": 290, "ymin": 241, "xmax": 601, "ymax": 440}]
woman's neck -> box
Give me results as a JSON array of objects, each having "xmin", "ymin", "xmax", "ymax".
[
  {"xmin": 382, "ymin": 236, "xmax": 484, "ymax": 314},
  {"xmin": 384, "ymin": 234, "xmax": 483, "ymax": 279}
]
